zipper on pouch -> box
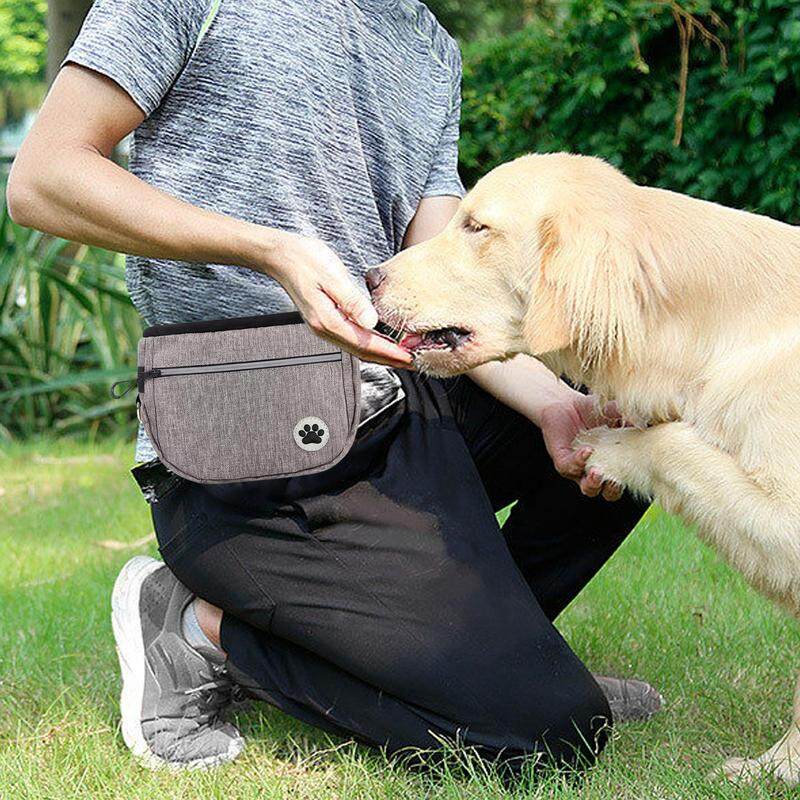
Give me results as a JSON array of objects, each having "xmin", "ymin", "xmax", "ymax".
[{"xmin": 137, "ymin": 352, "xmax": 342, "ymax": 392}]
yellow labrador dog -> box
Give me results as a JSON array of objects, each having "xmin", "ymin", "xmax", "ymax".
[{"xmin": 367, "ymin": 152, "xmax": 800, "ymax": 785}]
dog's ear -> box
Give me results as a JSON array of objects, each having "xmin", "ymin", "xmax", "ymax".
[
  {"xmin": 523, "ymin": 211, "xmax": 662, "ymax": 364},
  {"xmin": 521, "ymin": 216, "xmax": 573, "ymax": 355}
]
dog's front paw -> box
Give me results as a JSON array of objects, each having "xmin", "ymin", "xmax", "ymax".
[
  {"xmin": 576, "ymin": 426, "xmax": 648, "ymax": 490},
  {"xmin": 574, "ymin": 426, "xmax": 618, "ymax": 455}
]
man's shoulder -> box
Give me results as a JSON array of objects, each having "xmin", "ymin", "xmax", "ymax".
[{"xmin": 402, "ymin": 1, "xmax": 461, "ymax": 74}]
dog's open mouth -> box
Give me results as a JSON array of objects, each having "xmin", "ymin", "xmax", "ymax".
[{"xmin": 375, "ymin": 321, "xmax": 473, "ymax": 353}]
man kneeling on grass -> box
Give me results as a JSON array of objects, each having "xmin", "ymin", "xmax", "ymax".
[{"xmin": 8, "ymin": 0, "xmax": 661, "ymax": 772}]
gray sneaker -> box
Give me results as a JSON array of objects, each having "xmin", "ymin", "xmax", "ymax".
[
  {"xmin": 593, "ymin": 674, "xmax": 664, "ymax": 723},
  {"xmin": 111, "ymin": 556, "xmax": 246, "ymax": 769}
]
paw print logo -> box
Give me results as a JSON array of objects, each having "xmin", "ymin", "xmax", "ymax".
[
  {"xmin": 293, "ymin": 417, "xmax": 329, "ymax": 451},
  {"xmin": 300, "ymin": 423, "xmax": 324, "ymax": 445}
]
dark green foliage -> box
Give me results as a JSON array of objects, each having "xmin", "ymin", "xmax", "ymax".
[
  {"xmin": 460, "ymin": 0, "xmax": 800, "ymax": 222},
  {"xmin": 0, "ymin": 205, "xmax": 141, "ymax": 439},
  {"xmin": 0, "ymin": 0, "xmax": 47, "ymax": 82},
  {"xmin": 425, "ymin": 0, "xmax": 532, "ymax": 39}
]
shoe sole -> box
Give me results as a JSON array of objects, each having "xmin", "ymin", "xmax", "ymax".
[{"xmin": 111, "ymin": 555, "xmax": 244, "ymax": 771}]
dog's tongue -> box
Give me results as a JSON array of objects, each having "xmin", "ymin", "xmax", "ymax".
[{"xmin": 399, "ymin": 332, "xmax": 424, "ymax": 350}]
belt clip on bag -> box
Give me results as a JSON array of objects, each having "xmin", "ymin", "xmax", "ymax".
[{"xmin": 114, "ymin": 312, "xmax": 361, "ymax": 483}]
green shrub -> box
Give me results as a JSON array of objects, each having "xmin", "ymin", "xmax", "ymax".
[
  {"xmin": 460, "ymin": 0, "xmax": 800, "ymax": 222},
  {"xmin": 426, "ymin": 0, "xmax": 534, "ymax": 39},
  {"xmin": 0, "ymin": 0, "xmax": 47, "ymax": 83},
  {"xmin": 0, "ymin": 205, "xmax": 140, "ymax": 439}
]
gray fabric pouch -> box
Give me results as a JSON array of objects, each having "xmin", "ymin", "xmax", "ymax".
[{"xmin": 131, "ymin": 311, "xmax": 361, "ymax": 483}]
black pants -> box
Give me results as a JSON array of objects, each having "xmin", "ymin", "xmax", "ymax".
[{"xmin": 149, "ymin": 372, "xmax": 644, "ymax": 768}]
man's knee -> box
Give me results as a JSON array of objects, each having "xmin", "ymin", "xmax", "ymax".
[
  {"xmin": 527, "ymin": 678, "xmax": 612, "ymax": 768},
  {"xmin": 464, "ymin": 670, "xmax": 612, "ymax": 769}
]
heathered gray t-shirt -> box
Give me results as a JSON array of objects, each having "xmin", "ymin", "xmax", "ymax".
[{"xmin": 66, "ymin": 0, "xmax": 465, "ymax": 462}]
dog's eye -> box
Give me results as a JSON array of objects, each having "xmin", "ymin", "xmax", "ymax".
[{"xmin": 464, "ymin": 218, "xmax": 489, "ymax": 234}]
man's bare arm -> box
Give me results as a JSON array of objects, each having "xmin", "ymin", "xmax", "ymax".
[{"xmin": 7, "ymin": 65, "xmax": 411, "ymax": 368}]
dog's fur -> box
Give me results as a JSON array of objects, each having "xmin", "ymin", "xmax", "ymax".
[{"xmin": 371, "ymin": 153, "xmax": 800, "ymax": 784}]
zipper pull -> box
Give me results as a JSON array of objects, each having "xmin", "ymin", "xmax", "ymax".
[
  {"xmin": 111, "ymin": 368, "xmax": 162, "ymax": 399},
  {"xmin": 110, "ymin": 378, "xmax": 137, "ymax": 399}
]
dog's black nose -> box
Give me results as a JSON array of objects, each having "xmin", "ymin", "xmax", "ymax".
[{"xmin": 365, "ymin": 267, "xmax": 385, "ymax": 294}]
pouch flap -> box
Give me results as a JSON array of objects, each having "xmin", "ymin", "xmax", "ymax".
[{"xmin": 136, "ymin": 314, "xmax": 360, "ymax": 483}]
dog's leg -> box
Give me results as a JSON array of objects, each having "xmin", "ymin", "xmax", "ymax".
[
  {"xmin": 580, "ymin": 422, "xmax": 800, "ymax": 602},
  {"xmin": 579, "ymin": 421, "xmax": 800, "ymax": 785},
  {"xmin": 722, "ymin": 675, "xmax": 800, "ymax": 786}
]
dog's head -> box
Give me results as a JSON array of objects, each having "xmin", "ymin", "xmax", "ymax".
[{"xmin": 368, "ymin": 153, "xmax": 662, "ymax": 376}]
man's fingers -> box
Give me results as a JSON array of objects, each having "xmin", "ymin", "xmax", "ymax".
[
  {"xmin": 579, "ymin": 468, "xmax": 624, "ymax": 501},
  {"xmin": 579, "ymin": 468, "xmax": 604, "ymax": 497},
  {"xmin": 556, "ymin": 446, "xmax": 592, "ymax": 479},
  {"xmin": 602, "ymin": 481, "xmax": 624, "ymax": 502},
  {"xmin": 327, "ymin": 281, "xmax": 379, "ymax": 330},
  {"xmin": 313, "ymin": 304, "xmax": 412, "ymax": 367},
  {"xmin": 315, "ymin": 280, "xmax": 414, "ymax": 365}
]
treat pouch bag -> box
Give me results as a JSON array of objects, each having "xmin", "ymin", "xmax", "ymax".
[{"xmin": 132, "ymin": 312, "xmax": 361, "ymax": 483}]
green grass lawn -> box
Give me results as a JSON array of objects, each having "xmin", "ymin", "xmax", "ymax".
[{"xmin": 1, "ymin": 439, "xmax": 797, "ymax": 799}]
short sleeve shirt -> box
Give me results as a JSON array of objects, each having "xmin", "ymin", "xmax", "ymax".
[{"xmin": 66, "ymin": 0, "xmax": 465, "ymax": 461}]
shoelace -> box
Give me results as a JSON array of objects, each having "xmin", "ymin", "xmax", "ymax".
[{"xmin": 184, "ymin": 666, "xmax": 245, "ymax": 724}]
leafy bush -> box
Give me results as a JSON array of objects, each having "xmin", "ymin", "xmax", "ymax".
[
  {"xmin": 0, "ymin": 205, "xmax": 140, "ymax": 439},
  {"xmin": 0, "ymin": 0, "xmax": 47, "ymax": 83},
  {"xmin": 460, "ymin": 0, "xmax": 800, "ymax": 222},
  {"xmin": 426, "ymin": 0, "xmax": 535, "ymax": 39}
]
